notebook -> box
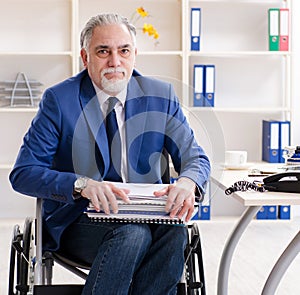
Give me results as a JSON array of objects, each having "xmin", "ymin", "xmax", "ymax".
[{"xmin": 85, "ymin": 182, "xmax": 199, "ymax": 225}]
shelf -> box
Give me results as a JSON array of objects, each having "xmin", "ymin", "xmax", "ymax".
[
  {"xmin": 138, "ymin": 51, "xmax": 183, "ymax": 56},
  {"xmin": 0, "ymin": 107, "xmax": 38, "ymax": 113},
  {"xmin": 190, "ymin": 0, "xmax": 286, "ymax": 3},
  {"xmin": 189, "ymin": 107, "xmax": 291, "ymax": 113},
  {"xmin": 0, "ymin": 51, "xmax": 73, "ymax": 56},
  {"xmin": 0, "ymin": 164, "xmax": 13, "ymax": 170},
  {"xmin": 188, "ymin": 51, "xmax": 292, "ymax": 57}
]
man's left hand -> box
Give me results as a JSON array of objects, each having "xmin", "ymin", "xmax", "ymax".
[{"xmin": 154, "ymin": 177, "xmax": 196, "ymax": 222}]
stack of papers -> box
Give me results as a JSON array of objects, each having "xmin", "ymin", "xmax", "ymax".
[{"xmin": 85, "ymin": 182, "xmax": 198, "ymax": 225}]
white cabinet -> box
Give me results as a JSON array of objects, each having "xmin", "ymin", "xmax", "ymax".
[{"xmin": 0, "ymin": 0, "xmax": 294, "ymax": 217}]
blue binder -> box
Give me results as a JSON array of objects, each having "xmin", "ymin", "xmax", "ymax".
[
  {"xmin": 267, "ymin": 205, "xmax": 277, "ymax": 219},
  {"xmin": 193, "ymin": 64, "xmax": 205, "ymax": 106},
  {"xmin": 191, "ymin": 8, "xmax": 201, "ymax": 51},
  {"xmin": 262, "ymin": 120, "xmax": 280, "ymax": 163},
  {"xmin": 204, "ymin": 65, "xmax": 215, "ymax": 107},
  {"xmin": 279, "ymin": 121, "xmax": 291, "ymax": 163},
  {"xmin": 197, "ymin": 181, "xmax": 211, "ymax": 220},
  {"xmin": 278, "ymin": 205, "xmax": 291, "ymax": 219},
  {"xmin": 192, "ymin": 182, "xmax": 211, "ymax": 220},
  {"xmin": 256, "ymin": 206, "xmax": 268, "ymax": 219}
]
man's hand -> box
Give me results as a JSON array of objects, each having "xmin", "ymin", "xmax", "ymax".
[
  {"xmin": 80, "ymin": 180, "xmax": 130, "ymax": 214},
  {"xmin": 154, "ymin": 177, "xmax": 196, "ymax": 222}
]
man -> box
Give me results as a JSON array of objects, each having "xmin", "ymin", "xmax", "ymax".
[{"xmin": 10, "ymin": 13, "xmax": 210, "ymax": 294}]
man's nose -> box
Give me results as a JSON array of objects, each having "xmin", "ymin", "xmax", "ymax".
[{"xmin": 108, "ymin": 51, "xmax": 121, "ymax": 67}]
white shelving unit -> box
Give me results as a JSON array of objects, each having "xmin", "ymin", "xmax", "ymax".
[
  {"xmin": 0, "ymin": 0, "xmax": 294, "ymax": 217},
  {"xmin": 183, "ymin": 0, "xmax": 292, "ymax": 166}
]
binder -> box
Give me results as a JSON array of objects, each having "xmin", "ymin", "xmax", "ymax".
[
  {"xmin": 199, "ymin": 204, "xmax": 210, "ymax": 220},
  {"xmin": 256, "ymin": 206, "xmax": 268, "ymax": 219},
  {"xmin": 279, "ymin": 8, "xmax": 289, "ymax": 51},
  {"xmin": 268, "ymin": 8, "xmax": 280, "ymax": 51},
  {"xmin": 193, "ymin": 64, "xmax": 205, "ymax": 106},
  {"xmin": 278, "ymin": 205, "xmax": 291, "ymax": 219},
  {"xmin": 191, "ymin": 8, "xmax": 201, "ymax": 51},
  {"xmin": 256, "ymin": 206, "xmax": 277, "ymax": 219},
  {"xmin": 262, "ymin": 120, "xmax": 280, "ymax": 163},
  {"xmin": 204, "ymin": 65, "xmax": 215, "ymax": 107},
  {"xmin": 279, "ymin": 121, "xmax": 291, "ymax": 163},
  {"xmin": 267, "ymin": 205, "xmax": 277, "ymax": 219},
  {"xmin": 193, "ymin": 181, "xmax": 211, "ymax": 220}
]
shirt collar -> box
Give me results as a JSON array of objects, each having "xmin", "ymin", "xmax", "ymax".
[{"xmin": 92, "ymin": 81, "xmax": 127, "ymax": 108}]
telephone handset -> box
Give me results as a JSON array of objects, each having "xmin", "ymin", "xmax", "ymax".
[{"xmin": 263, "ymin": 172, "xmax": 300, "ymax": 193}]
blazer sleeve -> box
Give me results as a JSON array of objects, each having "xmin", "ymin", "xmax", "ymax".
[{"xmin": 9, "ymin": 88, "xmax": 78, "ymax": 204}]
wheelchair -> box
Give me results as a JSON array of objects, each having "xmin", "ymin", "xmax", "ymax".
[
  {"xmin": 8, "ymin": 197, "xmax": 206, "ymax": 295},
  {"xmin": 9, "ymin": 149, "xmax": 206, "ymax": 294}
]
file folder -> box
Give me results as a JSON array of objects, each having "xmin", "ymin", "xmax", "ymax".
[
  {"xmin": 279, "ymin": 121, "xmax": 290, "ymax": 163},
  {"xmin": 256, "ymin": 206, "xmax": 268, "ymax": 219},
  {"xmin": 199, "ymin": 186, "xmax": 211, "ymax": 220},
  {"xmin": 262, "ymin": 120, "xmax": 280, "ymax": 163},
  {"xmin": 256, "ymin": 206, "xmax": 277, "ymax": 219},
  {"xmin": 191, "ymin": 8, "xmax": 201, "ymax": 51},
  {"xmin": 278, "ymin": 205, "xmax": 291, "ymax": 219},
  {"xmin": 279, "ymin": 8, "xmax": 289, "ymax": 51},
  {"xmin": 193, "ymin": 64, "xmax": 205, "ymax": 106},
  {"xmin": 204, "ymin": 65, "xmax": 215, "ymax": 107},
  {"xmin": 268, "ymin": 8, "xmax": 280, "ymax": 51},
  {"xmin": 193, "ymin": 181, "xmax": 211, "ymax": 220},
  {"xmin": 267, "ymin": 205, "xmax": 277, "ymax": 219}
]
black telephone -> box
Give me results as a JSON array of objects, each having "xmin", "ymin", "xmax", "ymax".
[{"xmin": 263, "ymin": 172, "xmax": 300, "ymax": 193}]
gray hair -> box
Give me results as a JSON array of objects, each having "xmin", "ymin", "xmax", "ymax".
[{"xmin": 80, "ymin": 13, "xmax": 137, "ymax": 50}]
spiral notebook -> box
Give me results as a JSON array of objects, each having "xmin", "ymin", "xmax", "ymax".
[{"xmin": 85, "ymin": 182, "xmax": 199, "ymax": 225}]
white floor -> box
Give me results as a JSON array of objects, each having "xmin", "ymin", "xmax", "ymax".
[{"xmin": 1, "ymin": 217, "xmax": 300, "ymax": 295}]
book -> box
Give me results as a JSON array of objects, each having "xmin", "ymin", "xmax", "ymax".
[{"xmin": 85, "ymin": 182, "xmax": 199, "ymax": 225}]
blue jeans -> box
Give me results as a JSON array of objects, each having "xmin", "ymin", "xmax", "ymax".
[{"xmin": 59, "ymin": 214, "xmax": 187, "ymax": 295}]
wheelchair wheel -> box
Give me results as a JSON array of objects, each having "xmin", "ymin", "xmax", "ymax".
[
  {"xmin": 8, "ymin": 218, "xmax": 35, "ymax": 295},
  {"xmin": 185, "ymin": 223, "xmax": 206, "ymax": 295}
]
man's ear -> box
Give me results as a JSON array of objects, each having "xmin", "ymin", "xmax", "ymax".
[{"xmin": 80, "ymin": 48, "xmax": 88, "ymax": 68}]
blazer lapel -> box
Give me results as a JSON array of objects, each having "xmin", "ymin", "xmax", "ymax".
[
  {"xmin": 125, "ymin": 76, "xmax": 148, "ymax": 180},
  {"xmin": 79, "ymin": 75, "xmax": 110, "ymax": 178}
]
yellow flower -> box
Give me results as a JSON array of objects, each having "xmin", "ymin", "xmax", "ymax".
[
  {"xmin": 136, "ymin": 7, "xmax": 149, "ymax": 18},
  {"xmin": 143, "ymin": 23, "xmax": 159, "ymax": 39},
  {"xmin": 130, "ymin": 7, "xmax": 160, "ymax": 44}
]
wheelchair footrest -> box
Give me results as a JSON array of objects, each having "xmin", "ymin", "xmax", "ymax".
[{"xmin": 33, "ymin": 284, "xmax": 84, "ymax": 295}]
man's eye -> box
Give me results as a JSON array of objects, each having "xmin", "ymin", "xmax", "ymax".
[
  {"xmin": 120, "ymin": 49, "xmax": 130, "ymax": 56},
  {"xmin": 97, "ymin": 50, "xmax": 109, "ymax": 56}
]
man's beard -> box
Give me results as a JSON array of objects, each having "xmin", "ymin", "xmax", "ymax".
[{"xmin": 101, "ymin": 67, "xmax": 128, "ymax": 94}]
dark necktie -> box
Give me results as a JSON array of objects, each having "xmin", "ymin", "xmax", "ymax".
[{"xmin": 105, "ymin": 97, "xmax": 122, "ymax": 182}]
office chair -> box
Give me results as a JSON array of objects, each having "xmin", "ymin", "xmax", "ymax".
[{"xmin": 8, "ymin": 151, "xmax": 206, "ymax": 295}]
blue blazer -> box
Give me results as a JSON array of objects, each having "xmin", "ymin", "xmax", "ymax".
[{"xmin": 10, "ymin": 69, "xmax": 210, "ymax": 251}]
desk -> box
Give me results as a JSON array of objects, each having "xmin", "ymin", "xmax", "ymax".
[{"xmin": 211, "ymin": 166, "xmax": 300, "ymax": 295}]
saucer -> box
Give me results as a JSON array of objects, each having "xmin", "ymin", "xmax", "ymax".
[{"xmin": 224, "ymin": 163, "xmax": 253, "ymax": 170}]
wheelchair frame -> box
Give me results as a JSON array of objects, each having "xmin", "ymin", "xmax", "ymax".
[{"xmin": 9, "ymin": 198, "xmax": 206, "ymax": 295}]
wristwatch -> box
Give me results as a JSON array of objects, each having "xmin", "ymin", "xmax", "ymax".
[{"xmin": 74, "ymin": 177, "xmax": 89, "ymax": 195}]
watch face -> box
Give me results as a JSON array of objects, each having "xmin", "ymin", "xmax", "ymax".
[
  {"xmin": 75, "ymin": 178, "xmax": 85, "ymax": 189},
  {"xmin": 75, "ymin": 177, "xmax": 87, "ymax": 191}
]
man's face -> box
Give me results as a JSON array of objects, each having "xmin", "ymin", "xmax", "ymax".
[{"xmin": 81, "ymin": 24, "xmax": 137, "ymax": 96}]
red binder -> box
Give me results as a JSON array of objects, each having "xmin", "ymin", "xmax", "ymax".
[{"xmin": 279, "ymin": 8, "xmax": 289, "ymax": 51}]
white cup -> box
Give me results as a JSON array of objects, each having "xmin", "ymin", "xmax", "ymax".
[{"xmin": 225, "ymin": 150, "xmax": 247, "ymax": 167}]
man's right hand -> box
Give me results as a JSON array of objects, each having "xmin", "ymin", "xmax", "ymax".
[{"xmin": 80, "ymin": 180, "xmax": 130, "ymax": 214}]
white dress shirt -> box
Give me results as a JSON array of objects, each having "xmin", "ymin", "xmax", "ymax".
[{"xmin": 92, "ymin": 82, "xmax": 128, "ymax": 182}]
